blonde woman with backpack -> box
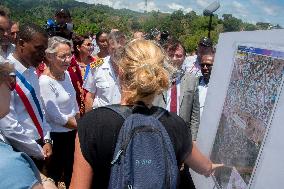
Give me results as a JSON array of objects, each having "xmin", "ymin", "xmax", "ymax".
[{"xmin": 70, "ymin": 39, "xmax": 222, "ymax": 189}]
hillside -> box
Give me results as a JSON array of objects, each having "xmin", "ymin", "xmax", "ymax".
[{"xmin": 0, "ymin": 0, "xmax": 281, "ymax": 52}]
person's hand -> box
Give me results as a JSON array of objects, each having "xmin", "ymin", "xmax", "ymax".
[
  {"xmin": 205, "ymin": 163, "xmax": 224, "ymax": 177},
  {"xmin": 65, "ymin": 117, "xmax": 77, "ymax": 129},
  {"xmin": 40, "ymin": 173, "xmax": 58, "ymax": 189},
  {"xmin": 42, "ymin": 143, "xmax": 52, "ymax": 159}
]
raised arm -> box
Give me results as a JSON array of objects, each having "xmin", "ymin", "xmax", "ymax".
[{"xmin": 184, "ymin": 143, "xmax": 223, "ymax": 177}]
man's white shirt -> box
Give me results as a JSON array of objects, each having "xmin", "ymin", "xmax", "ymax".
[
  {"xmin": 198, "ymin": 77, "xmax": 208, "ymax": 117},
  {"xmin": 0, "ymin": 44, "xmax": 15, "ymax": 60},
  {"xmin": 83, "ymin": 56, "xmax": 121, "ymax": 108},
  {"xmin": 0, "ymin": 54, "xmax": 51, "ymax": 159}
]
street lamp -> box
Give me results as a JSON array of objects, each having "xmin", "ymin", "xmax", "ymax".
[{"xmin": 203, "ymin": 1, "xmax": 220, "ymax": 38}]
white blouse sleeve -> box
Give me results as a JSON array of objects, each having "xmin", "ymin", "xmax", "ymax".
[
  {"xmin": 83, "ymin": 67, "xmax": 97, "ymax": 94},
  {"xmin": 39, "ymin": 77, "xmax": 69, "ymax": 126}
]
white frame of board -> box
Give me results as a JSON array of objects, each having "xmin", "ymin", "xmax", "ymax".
[{"xmin": 191, "ymin": 29, "xmax": 284, "ymax": 189}]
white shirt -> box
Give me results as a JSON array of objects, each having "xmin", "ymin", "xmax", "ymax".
[
  {"xmin": 198, "ymin": 77, "xmax": 208, "ymax": 117},
  {"xmin": 0, "ymin": 130, "xmax": 7, "ymax": 143},
  {"xmin": 0, "ymin": 55, "xmax": 6, "ymax": 63},
  {"xmin": 39, "ymin": 72, "xmax": 79, "ymax": 133},
  {"xmin": 83, "ymin": 56, "xmax": 121, "ymax": 108},
  {"xmin": 0, "ymin": 44, "xmax": 15, "ymax": 60},
  {"xmin": 0, "ymin": 55, "xmax": 51, "ymax": 159},
  {"xmin": 165, "ymin": 79, "xmax": 181, "ymax": 116}
]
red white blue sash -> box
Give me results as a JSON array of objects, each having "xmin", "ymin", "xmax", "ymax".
[{"xmin": 15, "ymin": 70, "xmax": 44, "ymax": 139}]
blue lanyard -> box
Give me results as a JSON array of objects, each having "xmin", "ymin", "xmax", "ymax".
[{"xmin": 84, "ymin": 64, "xmax": 91, "ymax": 81}]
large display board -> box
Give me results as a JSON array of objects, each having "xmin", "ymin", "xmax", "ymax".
[
  {"xmin": 191, "ymin": 29, "xmax": 284, "ymax": 189},
  {"xmin": 211, "ymin": 45, "xmax": 284, "ymax": 189}
]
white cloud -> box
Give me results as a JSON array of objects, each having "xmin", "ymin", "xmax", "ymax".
[
  {"xmin": 249, "ymin": 0, "xmax": 263, "ymax": 5},
  {"xmin": 147, "ymin": 1, "xmax": 159, "ymax": 11},
  {"xmin": 136, "ymin": 2, "xmax": 146, "ymax": 12},
  {"xmin": 231, "ymin": 1, "xmax": 248, "ymax": 17},
  {"xmin": 184, "ymin": 7, "xmax": 193, "ymax": 13},
  {"xmin": 76, "ymin": 0, "xmax": 114, "ymax": 6},
  {"xmin": 250, "ymin": 0, "xmax": 280, "ymax": 16},
  {"xmin": 167, "ymin": 3, "xmax": 192, "ymax": 13},
  {"xmin": 196, "ymin": 0, "xmax": 211, "ymax": 8},
  {"xmin": 113, "ymin": 1, "xmax": 123, "ymax": 9},
  {"xmin": 167, "ymin": 3, "xmax": 184, "ymax": 10},
  {"xmin": 232, "ymin": 1, "xmax": 244, "ymax": 9},
  {"xmin": 262, "ymin": 7, "xmax": 278, "ymax": 16},
  {"xmin": 136, "ymin": 1, "xmax": 159, "ymax": 12}
]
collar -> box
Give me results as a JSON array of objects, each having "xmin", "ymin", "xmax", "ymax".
[
  {"xmin": 194, "ymin": 59, "xmax": 201, "ymax": 69},
  {"xmin": 199, "ymin": 76, "xmax": 208, "ymax": 87},
  {"xmin": 8, "ymin": 54, "xmax": 29, "ymax": 74},
  {"xmin": 101, "ymin": 56, "xmax": 111, "ymax": 69},
  {"xmin": 0, "ymin": 55, "xmax": 5, "ymax": 63},
  {"xmin": 0, "ymin": 43, "xmax": 15, "ymax": 59},
  {"xmin": 0, "ymin": 130, "xmax": 7, "ymax": 144}
]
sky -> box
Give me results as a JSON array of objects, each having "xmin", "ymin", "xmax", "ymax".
[{"xmin": 76, "ymin": 0, "xmax": 284, "ymax": 27}]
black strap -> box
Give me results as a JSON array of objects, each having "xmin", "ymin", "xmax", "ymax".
[
  {"xmin": 104, "ymin": 104, "xmax": 166, "ymax": 120},
  {"xmin": 104, "ymin": 104, "xmax": 132, "ymax": 119}
]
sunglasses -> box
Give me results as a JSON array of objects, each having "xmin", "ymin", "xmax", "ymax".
[{"xmin": 200, "ymin": 64, "xmax": 213, "ymax": 68}]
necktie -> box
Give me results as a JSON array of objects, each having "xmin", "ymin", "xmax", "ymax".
[{"xmin": 170, "ymin": 81, "xmax": 177, "ymax": 113}]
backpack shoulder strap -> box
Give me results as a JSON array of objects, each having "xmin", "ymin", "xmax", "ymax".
[
  {"xmin": 104, "ymin": 104, "xmax": 167, "ymax": 120},
  {"xmin": 151, "ymin": 106, "xmax": 167, "ymax": 120},
  {"xmin": 103, "ymin": 104, "xmax": 132, "ymax": 119}
]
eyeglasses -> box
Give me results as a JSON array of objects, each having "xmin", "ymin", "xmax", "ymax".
[{"xmin": 56, "ymin": 54, "xmax": 72, "ymax": 62}]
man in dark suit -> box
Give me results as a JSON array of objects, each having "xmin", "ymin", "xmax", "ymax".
[{"xmin": 153, "ymin": 39, "xmax": 200, "ymax": 189}]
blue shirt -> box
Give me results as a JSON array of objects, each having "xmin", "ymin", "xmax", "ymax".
[{"xmin": 0, "ymin": 135, "xmax": 41, "ymax": 189}]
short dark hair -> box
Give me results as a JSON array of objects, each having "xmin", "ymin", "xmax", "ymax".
[
  {"xmin": 72, "ymin": 34, "xmax": 90, "ymax": 57},
  {"xmin": 95, "ymin": 30, "xmax": 108, "ymax": 42},
  {"xmin": 198, "ymin": 37, "xmax": 213, "ymax": 47},
  {"xmin": 163, "ymin": 38, "xmax": 186, "ymax": 56},
  {"xmin": 55, "ymin": 8, "xmax": 71, "ymax": 18},
  {"xmin": 0, "ymin": 7, "xmax": 8, "ymax": 17},
  {"xmin": 17, "ymin": 23, "xmax": 47, "ymax": 43}
]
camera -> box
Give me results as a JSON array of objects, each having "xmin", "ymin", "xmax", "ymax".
[
  {"xmin": 144, "ymin": 28, "xmax": 160, "ymax": 40},
  {"xmin": 45, "ymin": 18, "xmax": 73, "ymax": 40}
]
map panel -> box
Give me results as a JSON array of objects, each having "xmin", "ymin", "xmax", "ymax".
[{"xmin": 210, "ymin": 45, "xmax": 284, "ymax": 189}]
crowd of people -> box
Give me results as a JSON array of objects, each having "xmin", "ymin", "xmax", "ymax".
[{"xmin": 0, "ymin": 7, "xmax": 220, "ymax": 189}]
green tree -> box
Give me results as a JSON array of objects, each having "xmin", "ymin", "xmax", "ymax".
[{"xmin": 222, "ymin": 14, "xmax": 242, "ymax": 32}]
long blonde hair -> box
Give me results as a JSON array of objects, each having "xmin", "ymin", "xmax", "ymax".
[{"xmin": 119, "ymin": 39, "xmax": 170, "ymax": 104}]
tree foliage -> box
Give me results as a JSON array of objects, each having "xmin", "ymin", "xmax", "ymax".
[{"xmin": 0, "ymin": 0, "xmax": 280, "ymax": 53}]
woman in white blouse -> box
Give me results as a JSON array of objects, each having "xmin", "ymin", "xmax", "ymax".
[{"xmin": 39, "ymin": 36, "xmax": 79, "ymax": 188}]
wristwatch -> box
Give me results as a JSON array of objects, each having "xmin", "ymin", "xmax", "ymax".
[{"xmin": 44, "ymin": 139, "xmax": 53, "ymax": 145}]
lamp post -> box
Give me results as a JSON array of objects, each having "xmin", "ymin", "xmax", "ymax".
[{"xmin": 203, "ymin": 1, "xmax": 220, "ymax": 38}]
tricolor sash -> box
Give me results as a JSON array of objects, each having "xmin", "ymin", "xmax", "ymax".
[{"xmin": 15, "ymin": 70, "xmax": 44, "ymax": 139}]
